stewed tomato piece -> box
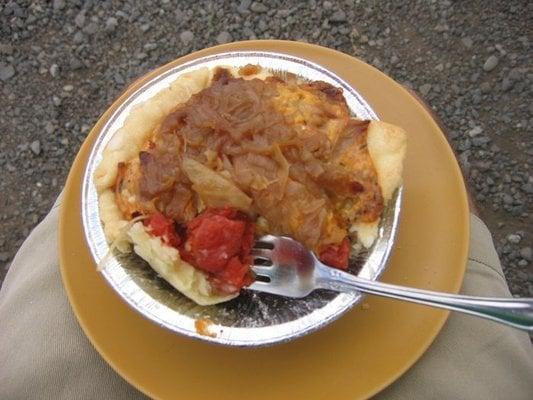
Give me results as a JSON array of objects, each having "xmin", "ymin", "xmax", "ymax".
[
  {"xmin": 144, "ymin": 212, "xmax": 182, "ymax": 248},
  {"xmin": 319, "ymin": 237, "xmax": 350, "ymax": 270},
  {"xmin": 181, "ymin": 208, "xmax": 255, "ymax": 291}
]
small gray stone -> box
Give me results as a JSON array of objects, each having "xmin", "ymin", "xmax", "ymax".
[
  {"xmin": 508, "ymin": 68, "xmax": 522, "ymax": 81},
  {"xmin": 522, "ymin": 182, "xmax": 533, "ymax": 194},
  {"xmin": 180, "ymin": 30, "xmax": 194, "ymax": 45},
  {"xmin": 114, "ymin": 73, "xmax": 125, "ymax": 85},
  {"xmin": 0, "ymin": 252, "xmax": 9, "ymax": 263},
  {"xmin": 73, "ymin": 31, "xmax": 84, "ymax": 44},
  {"xmin": 483, "ymin": 55, "xmax": 499, "ymax": 72},
  {"xmin": 520, "ymin": 247, "xmax": 532, "ymax": 261},
  {"xmin": 502, "ymin": 194, "xmax": 513, "ymax": 205},
  {"xmin": 44, "ymin": 121, "xmax": 55, "ymax": 134},
  {"xmin": 49, "ymin": 63, "xmax": 59, "ymax": 78},
  {"xmin": 330, "ymin": 10, "xmax": 347, "ymax": 23},
  {"xmin": 144, "ymin": 43, "xmax": 157, "ymax": 51},
  {"xmin": 472, "ymin": 136, "xmax": 490, "ymax": 147},
  {"xmin": 419, "ymin": 84, "xmax": 432, "ymax": 97},
  {"xmin": 495, "ymin": 43, "xmax": 506, "ymax": 55},
  {"xmin": 84, "ymin": 22, "xmax": 98, "ymax": 36},
  {"xmin": 0, "ymin": 63, "xmax": 15, "ymax": 81},
  {"xmin": 70, "ymin": 58, "xmax": 83, "ymax": 70},
  {"xmin": 461, "ymin": 37, "xmax": 473, "ymax": 49},
  {"xmin": 468, "ymin": 126, "xmax": 483, "ymax": 137},
  {"xmin": 30, "ymin": 140, "xmax": 41, "ymax": 155},
  {"xmin": 480, "ymin": 82, "xmax": 491, "ymax": 93},
  {"xmin": 502, "ymin": 77, "xmax": 514, "ymax": 91},
  {"xmin": 250, "ymin": 2, "xmax": 268, "ymax": 13},
  {"xmin": 74, "ymin": 11, "xmax": 85, "ymax": 28},
  {"xmin": 216, "ymin": 31, "xmax": 233, "ymax": 44},
  {"xmin": 53, "ymin": 0, "xmax": 65, "ymax": 11},
  {"xmin": 507, "ymin": 234, "xmax": 521, "ymax": 244},
  {"xmin": 0, "ymin": 44, "xmax": 13, "ymax": 55},
  {"xmin": 105, "ymin": 17, "xmax": 118, "ymax": 33},
  {"xmin": 237, "ymin": 0, "xmax": 251, "ymax": 13}
]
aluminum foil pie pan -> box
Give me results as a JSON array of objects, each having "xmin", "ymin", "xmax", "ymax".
[{"xmin": 81, "ymin": 51, "xmax": 402, "ymax": 346}]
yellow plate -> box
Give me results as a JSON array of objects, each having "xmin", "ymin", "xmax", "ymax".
[{"xmin": 59, "ymin": 41, "xmax": 469, "ymax": 400}]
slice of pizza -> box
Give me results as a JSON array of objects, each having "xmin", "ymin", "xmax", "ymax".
[{"xmin": 94, "ymin": 65, "xmax": 406, "ymax": 305}]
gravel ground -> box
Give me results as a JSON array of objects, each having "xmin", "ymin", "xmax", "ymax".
[{"xmin": 1, "ymin": 1, "xmax": 531, "ymax": 296}]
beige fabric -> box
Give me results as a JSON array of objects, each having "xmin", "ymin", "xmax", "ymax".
[
  {"xmin": 0, "ymin": 197, "xmax": 145, "ymax": 400},
  {"xmin": 0, "ymin": 199, "xmax": 532, "ymax": 399}
]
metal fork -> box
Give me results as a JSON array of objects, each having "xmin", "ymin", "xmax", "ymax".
[{"xmin": 249, "ymin": 235, "xmax": 533, "ymax": 331}]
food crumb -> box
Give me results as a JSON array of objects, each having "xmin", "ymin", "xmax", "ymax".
[
  {"xmin": 195, "ymin": 318, "xmax": 217, "ymax": 337},
  {"xmin": 238, "ymin": 64, "xmax": 261, "ymax": 76},
  {"xmin": 362, "ymin": 303, "xmax": 370, "ymax": 310}
]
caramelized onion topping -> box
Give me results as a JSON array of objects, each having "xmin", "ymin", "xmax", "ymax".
[{"xmin": 115, "ymin": 67, "xmax": 384, "ymax": 253}]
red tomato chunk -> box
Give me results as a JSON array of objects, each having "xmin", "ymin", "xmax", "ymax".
[
  {"xmin": 181, "ymin": 208, "xmax": 255, "ymax": 292},
  {"xmin": 144, "ymin": 212, "xmax": 182, "ymax": 248},
  {"xmin": 319, "ymin": 237, "xmax": 350, "ymax": 270}
]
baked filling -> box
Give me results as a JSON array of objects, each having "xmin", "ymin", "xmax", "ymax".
[{"xmin": 95, "ymin": 65, "xmax": 406, "ymax": 305}]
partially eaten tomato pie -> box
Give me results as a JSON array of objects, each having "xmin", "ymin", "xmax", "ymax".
[{"xmin": 94, "ymin": 65, "xmax": 406, "ymax": 305}]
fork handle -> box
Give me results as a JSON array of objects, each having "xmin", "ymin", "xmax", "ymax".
[{"xmin": 316, "ymin": 268, "xmax": 533, "ymax": 331}]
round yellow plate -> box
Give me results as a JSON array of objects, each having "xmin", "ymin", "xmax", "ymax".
[{"xmin": 59, "ymin": 41, "xmax": 469, "ymax": 400}]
